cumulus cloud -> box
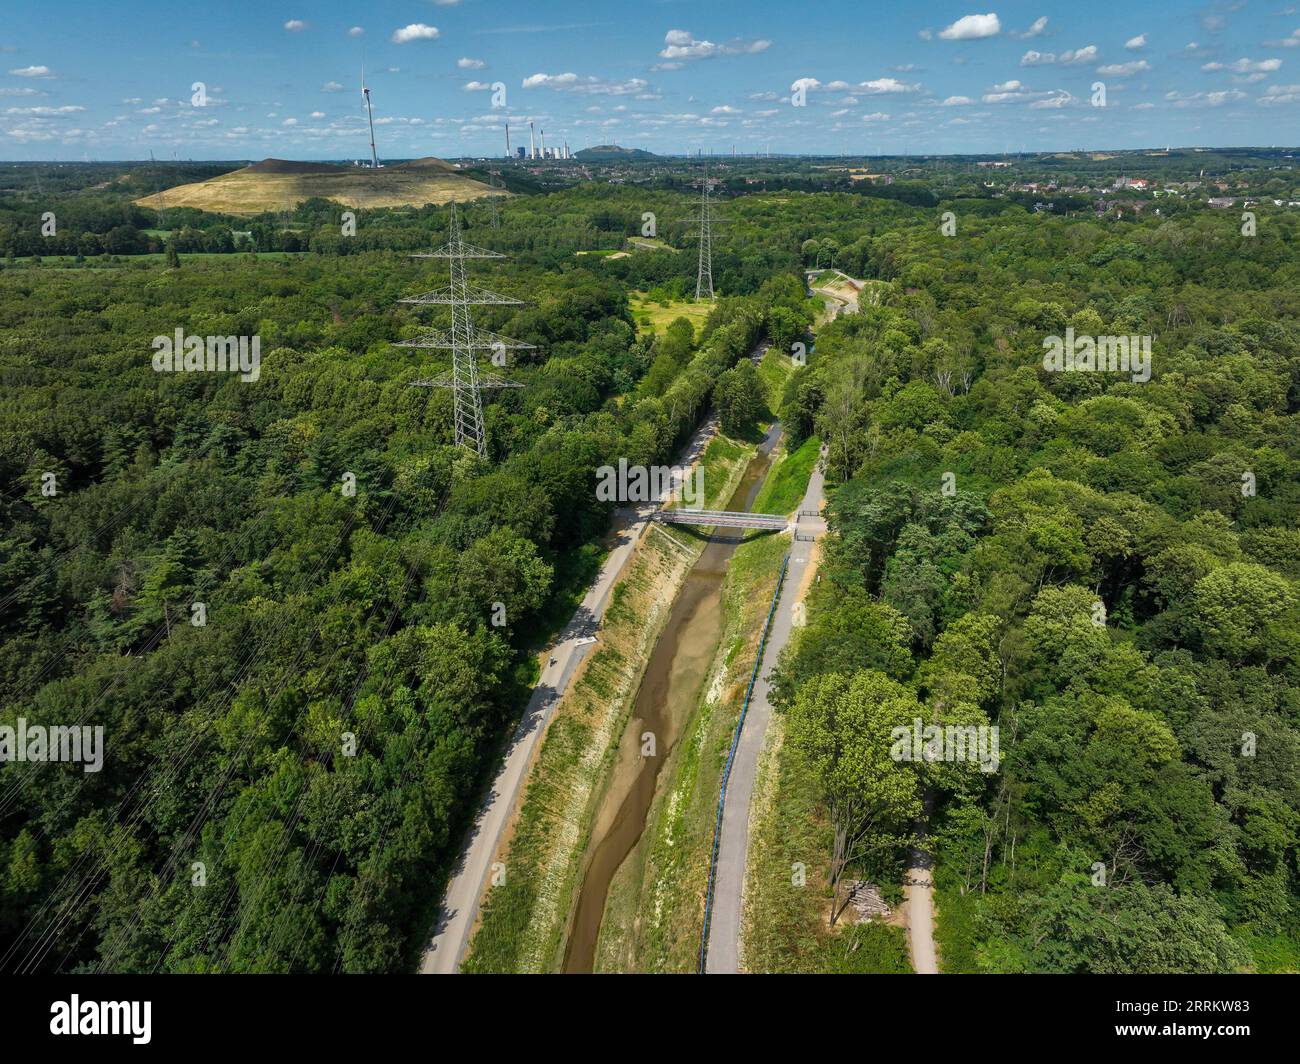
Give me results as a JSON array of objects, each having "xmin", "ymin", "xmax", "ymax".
[
  {"xmin": 1165, "ymin": 88, "xmax": 1247, "ymax": 106},
  {"xmin": 321, "ymin": 81, "xmax": 343, "ymax": 92},
  {"xmin": 658, "ymin": 29, "xmax": 771, "ymax": 61},
  {"xmin": 283, "ymin": 20, "xmax": 308, "ymax": 32},
  {"xmin": 937, "ymin": 13, "xmax": 1001, "ymax": 40},
  {"xmin": 1264, "ymin": 28, "xmax": 1300, "ymax": 48},
  {"xmin": 1125, "ymin": 34, "xmax": 1147, "ymax": 50},
  {"xmin": 4, "ymin": 105, "xmax": 84, "ymax": 115},
  {"xmin": 458, "ymin": 57, "xmax": 486, "ymax": 69},
  {"xmin": 348, "ymin": 27, "xmax": 365, "ymax": 38},
  {"xmin": 1020, "ymin": 45, "xmax": 1096, "ymax": 66},
  {"xmin": 8, "ymin": 65, "xmax": 54, "ymax": 78},
  {"xmin": 523, "ymin": 72, "xmax": 651, "ymax": 96},
  {"xmin": 942, "ymin": 95, "xmax": 973, "ymax": 105},
  {"xmin": 1098, "ymin": 60, "xmax": 1151, "ymax": 76},
  {"xmin": 1010, "ymin": 16, "xmax": 1048, "ymax": 39},
  {"xmin": 1259, "ymin": 83, "xmax": 1300, "ymax": 103},
  {"xmin": 789, "ymin": 75, "xmax": 919, "ymax": 97},
  {"xmin": 391, "ymin": 24, "xmax": 439, "ymax": 44},
  {"xmin": 1202, "ymin": 57, "xmax": 1282, "ymax": 73}
]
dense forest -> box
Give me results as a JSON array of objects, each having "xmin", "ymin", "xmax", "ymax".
[
  {"xmin": 0, "ymin": 186, "xmax": 808, "ymax": 971},
  {"xmin": 772, "ymin": 193, "xmax": 1300, "ymax": 971}
]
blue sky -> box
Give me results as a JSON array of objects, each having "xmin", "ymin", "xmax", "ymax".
[{"xmin": 2, "ymin": 0, "xmax": 1299, "ymax": 160}]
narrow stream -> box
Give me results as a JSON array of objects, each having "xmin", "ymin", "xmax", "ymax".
[{"xmin": 562, "ymin": 421, "xmax": 782, "ymax": 973}]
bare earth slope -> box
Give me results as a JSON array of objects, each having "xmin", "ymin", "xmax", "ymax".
[{"xmin": 136, "ymin": 157, "xmax": 499, "ymax": 215}]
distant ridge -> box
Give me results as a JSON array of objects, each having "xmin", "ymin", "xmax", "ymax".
[
  {"xmin": 135, "ymin": 156, "xmax": 498, "ymax": 216},
  {"xmin": 574, "ymin": 144, "xmax": 658, "ymax": 161}
]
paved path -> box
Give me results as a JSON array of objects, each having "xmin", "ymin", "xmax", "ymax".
[
  {"xmin": 421, "ymin": 419, "xmax": 718, "ymax": 974},
  {"xmin": 904, "ymin": 791, "xmax": 939, "ymax": 974},
  {"xmin": 705, "ymin": 446, "xmax": 827, "ymax": 974}
]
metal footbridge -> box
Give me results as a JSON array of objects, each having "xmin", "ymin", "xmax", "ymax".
[{"xmin": 651, "ymin": 509, "xmax": 789, "ymax": 531}]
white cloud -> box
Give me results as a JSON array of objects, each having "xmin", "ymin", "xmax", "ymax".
[
  {"xmin": 458, "ymin": 57, "xmax": 486, "ymax": 69},
  {"xmin": 1020, "ymin": 44, "xmax": 1096, "ymax": 66},
  {"xmin": 1098, "ymin": 59, "xmax": 1150, "ymax": 76},
  {"xmin": 861, "ymin": 111, "xmax": 889, "ymax": 121},
  {"xmin": 1029, "ymin": 91, "xmax": 1072, "ymax": 109},
  {"xmin": 391, "ymin": 24, "xmax": 439, "ymax": 44},
  {"xmin": 464, "ymin": 81, "xmax": 492, "ymax": 91},
  {"xmin": 282, "ymin": 117, "xmax": 297, "ymax": 125},
  {"xmin": 523, "ymin": 72, "xmax": 650, "ymax": 96},
  {"xmin": 1264, "ymin": 28, "xmax": 1300, "ymax": 48},
  {"xmin": 711, "ymin": 104, "xmax": 741, "ymax": 113},
  {"xmin": 1011, "ymin": 16, "xmax": 1048, "ymax": 40},
  {"xmin": 5, "ymin": 105, "xmax": 84, "ymax": 115},
  {"xmin": 1060, "ymin": 45, "xmax": 1098, "ymax": 65},
  {"xmin": 0, "ymin": 87, "xmax": 40, "ymax": 96},
  {"xmin": 937, "ymin": 13, "xmax": 1001, "ymax": 41},
  {"xmin": 321, "ymin": 81, "xmax": 344, "ymax": 92},
  {"xmin": 310, "ymin": 111, "xmax": 325, "ymax": 118},
  {"xmin": 348, "ymin": 27, "xmax": 365, "ymax": 38},
  {"xmin": 789, "ymin": 75, "xmax": 918, "ymax": 97},
  {"xmin": 1165, "ymin": 88, "xmax": 1247, "ymax": 106},
  {"xmin": 8, "ymin": 65, "xmax": 54, "ymax": 78},
  {"xmin": 1258, "ymin": 83, "xmax": 1300, "ymax": 104},
  {"xmin": 1202, "ymin": 57, "xmax": 1282, "ymax": 73},
  {"xmin": 283, "ymin": 20, "xmax": 308, "ymax": 32},
  {"xmin": 1125, "ymin": 34, "xmax": 1147, "ymax": 50},
  {"xmin": 941, "ymin": 95, "xmax": 973, "ymax": 105},
  {"xmin": 659, "ymin": 29, "xmax": 771, "ymax": 61}
]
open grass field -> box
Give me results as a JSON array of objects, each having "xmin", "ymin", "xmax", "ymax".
[
  {"xmin": 629, "ymin": 293, "xmax": 714, "ymax": 335},
  {"xmin": 135, "ymin": 157, "xmax": 499, "ymax": 216}
]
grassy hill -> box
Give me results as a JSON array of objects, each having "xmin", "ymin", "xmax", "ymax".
[
  {"xmin": 573, "ymin": 144, "xmax": 658, "ymax": 162},
  {"xmin": 135, "ymin": 156, "xmax": 500, "ymax": 216}
]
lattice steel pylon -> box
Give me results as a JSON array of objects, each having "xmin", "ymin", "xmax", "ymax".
[
  {"xmin": 396, "ymin": 202, "xmax": 531, "ymax": 457},
  {"xmin": 694, "ymin": 170, "xmax": 718, "ymax": 301}
]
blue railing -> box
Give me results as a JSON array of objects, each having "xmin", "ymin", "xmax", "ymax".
[{"xmin": 697, "ymin": 551, "xmax": 790, "ymax": 974}]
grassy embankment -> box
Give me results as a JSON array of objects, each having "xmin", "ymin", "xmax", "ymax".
[
  {"xmin": 590, "ymin": 349, "xmax": 825, "ymax": 972},
  {"xmin": 462, "ymin": 428, "xmax": 759, "ymax": 973},
  {"xmin": 742, "ymin": 722, "xmax": 912, "ymax": 972}
]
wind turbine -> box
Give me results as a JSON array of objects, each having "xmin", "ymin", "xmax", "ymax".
[{"xmin": 361, "ymin": 61, "xmax": 378, "ymax": 169}]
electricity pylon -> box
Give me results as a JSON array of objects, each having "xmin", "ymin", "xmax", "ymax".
[
  {"xmin": 396, "ymin": 203, "xmax": 531, "ymax": 457},
  {"xmin": 693, "ymin": 170, "xmax": 721, "ymax": 301}
]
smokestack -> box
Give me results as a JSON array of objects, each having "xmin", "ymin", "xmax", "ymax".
[
  {"xmin": 540, "ymin": 128, "xmax": 546, "ymax": 159},
  {"xmin": 505, "ymin": 122, "xmax": 511, "ymax": 159},
  {"xmin": 529, "ymin": 121, "xmax": 535, "ymax": 160}
]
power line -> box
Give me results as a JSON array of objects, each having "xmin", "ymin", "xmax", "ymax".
[{"xmin": 396, "ymin": 203, "xmax": 529, "ymax": 458}]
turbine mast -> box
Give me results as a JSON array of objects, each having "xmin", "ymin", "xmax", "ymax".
[{"xmin": 361, "ymin": 63, "xmax": 378, "ymax": 169}]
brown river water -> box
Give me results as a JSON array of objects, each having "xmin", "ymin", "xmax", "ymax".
[{"xmin": 562, "ymin": 422, "xmax": 781, "ymax": 972}]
